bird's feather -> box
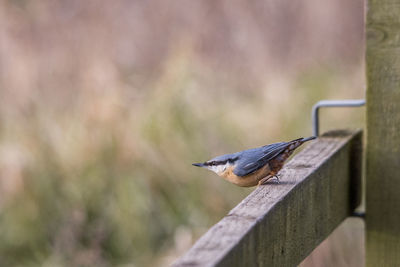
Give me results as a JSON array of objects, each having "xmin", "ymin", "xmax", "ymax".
[{"xmin": 233, "ymin": 142, "xmax": 290, "ymax": 177}]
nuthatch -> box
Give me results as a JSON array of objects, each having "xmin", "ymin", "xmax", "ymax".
[{"xmin": 193, "ymin": 136, "xmax": 316, "ymax": 187}]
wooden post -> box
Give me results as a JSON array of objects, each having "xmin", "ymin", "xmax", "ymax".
[{"xmin": 366, "ymin": 0, "xmax": 400, "ymax": 265}]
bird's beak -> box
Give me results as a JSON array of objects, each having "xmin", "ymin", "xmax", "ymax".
[{"xmin": 192, "ymin": 162, "xmax": 205, "ymax": 167}]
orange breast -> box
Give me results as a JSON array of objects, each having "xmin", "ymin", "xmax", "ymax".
[{"xmin": 219, "ymin": 164, "xmax": 272, "ymax": 187}]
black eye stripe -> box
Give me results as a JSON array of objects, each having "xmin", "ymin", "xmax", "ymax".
[{"xmin": 206, "ymin": 157, "xmax": 239, "ymax": 166}]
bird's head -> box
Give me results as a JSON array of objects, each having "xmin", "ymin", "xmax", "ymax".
[{"xmin": 192, "ymin": 155, "xmax": 239, "ymax": 175}]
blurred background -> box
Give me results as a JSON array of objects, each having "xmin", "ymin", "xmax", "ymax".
[{"xmin": 0, "ymin": 0, "xmax": 365, "ymax": 266}]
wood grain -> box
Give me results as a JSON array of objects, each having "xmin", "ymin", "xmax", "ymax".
[
  {"xmin": 366, "ymin": 0, "xmax": 400, "ymax": 265},
  {"xmin": 173, "ymin": 130, "xmax": 362, "ymax": 267}
]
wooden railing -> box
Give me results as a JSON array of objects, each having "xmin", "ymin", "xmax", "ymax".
[
  {"xmin": 173, "ymin": 0, "xmax": 400, "ymax": 263},
  {"xmin": 173, "ymin": 130, "xmax": 362, "ymax": 267}
]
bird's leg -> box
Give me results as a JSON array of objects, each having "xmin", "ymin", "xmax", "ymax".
[
  {"xmin": 258, "ymin": 172, "xmax": 281, "ymax": 186},
  {"xmin": 258, "ymin": 175, "xmax": 274, "ymax": 186},
  {"xmin": 273, "ymin": 174, "xmax": 280, "ymax": 183},
  {"xmin": 268, "ymin": 169, "xmax": 281, "ymax": 183}
]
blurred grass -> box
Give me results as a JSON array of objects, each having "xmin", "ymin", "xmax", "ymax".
[{"xmin": 0, "ymin": 0, "xmax": 365, "ymax": 266}]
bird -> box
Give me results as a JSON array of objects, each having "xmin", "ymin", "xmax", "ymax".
[{"xmin": 192, "ymin": 136, "xmax": 316, "ymax": 187}]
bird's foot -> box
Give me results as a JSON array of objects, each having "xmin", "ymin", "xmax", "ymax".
[
  {"xmin": 273, "ymin": 175, "xmax": 280, "ymax": 183},
  {"xmin": 258, "ymin": 175, "xmax": 281, "ymax": 186},
  {"xmin": 258, "ymin": 174, "xmax": 282, "ymax": 186},
  {"xmin": 258, "ymin": 176, "xmax": 272, "ymax": 186}
]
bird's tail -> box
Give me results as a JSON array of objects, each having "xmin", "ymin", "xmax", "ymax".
[
  {"xmin": 286, "ymin": 136, "xmax": 316, "ymax": 151},
  {"xmin": 301, "ymin": 136, "xmax": 317, "ymax": 142},
  {"xmin": 277, "ymin": 136, "xmax": 317, "ymax": 161}
]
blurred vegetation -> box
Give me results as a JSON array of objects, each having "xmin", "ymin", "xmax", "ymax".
[{"xmin": 0, "ymin": 0, "xmax": 364, "ymax": 266}]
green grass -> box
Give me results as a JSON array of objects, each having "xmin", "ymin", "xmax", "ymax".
[
  {"xmin": 0, "ymin": 53, "xmax": 364, "ymax": 266},
  {"xmin": 0, "ymin": 2, "xmax": 365, "ymax": 265}
]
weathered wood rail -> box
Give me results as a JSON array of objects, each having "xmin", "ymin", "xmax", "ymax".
[{"xmin": 173, "ymin": 130, "xmax": 362, "ymax": 267}]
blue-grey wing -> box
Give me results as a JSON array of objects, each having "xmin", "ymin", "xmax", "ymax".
[{"xmin": 233, "ymin": 142, "xmax": 289, "ymax": 177}]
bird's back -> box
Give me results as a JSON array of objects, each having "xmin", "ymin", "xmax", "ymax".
[{"xmin": 233, "ymin": 137, "xmax": 315, "ymax": 177}]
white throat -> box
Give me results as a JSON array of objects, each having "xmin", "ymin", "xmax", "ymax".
[{"xmin": 207, "ymin": 163, "xmax": 231, "ymax": 175}]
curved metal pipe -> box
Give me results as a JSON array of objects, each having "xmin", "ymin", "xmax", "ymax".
[{"xmin": 312, "ymin": 99, "xmax": 366, "ymax": 136}]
